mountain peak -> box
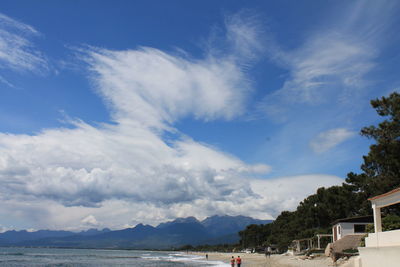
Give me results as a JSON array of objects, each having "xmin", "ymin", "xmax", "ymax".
[
  {"xmin": 156, "ymin": 216, "xmax": 200, "ymax": 229},
  {"xmin": 200, "ymin": 215, "xmax": 272, "ymax": 237},
  {"xmin": 134, "ymin": 223, "xmax": 145, "ymax": 228},
  {"xmin": 173, "ymin": 216, "xmax": 199, "ymax": 223}
]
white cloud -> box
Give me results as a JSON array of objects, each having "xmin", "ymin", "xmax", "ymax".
[
  {"xmin": 0, "ymin": 13, "xmax": 342, "ymax": 230},
  {"xmin": 0, "ymin": 15, "xmax": 274, "ymax": 229},
  {"xmin": 224, "ymin": 10, "xmax": 264, "ymax": 61},
  {"xmin": 85, "ymin": 47, "xmax": 251, "ymax": 129},
  {"xmin": 0, "ymin": 225, "xmax": 10, "ymax": 233},
  {"xmin": 259, "ymin": 34, "xmax": 376, "ymax": 121},
  {"xmin": 250, "ymin": 174, "xmax": 342, "ymax": 216},
  {"xmin": 81, "ymin": 215, "xmax": 99, "ymax": 227},
  {"xmin": 258, "ymin": 0, "xmax": 396, "ymax": 120},
  {"xmin": 0, "ymin": 173, "xmax": 342, "ymax": 231},
  {"xmin": 0, "ymin": 120, "xmax": 265, "ymax": 207},
  {"xmin": 279, "ymin": 35, "xmax": 374, "ymax": 103},
  {"xmin": 310, "ymin": 128, "xmax": 355, "ymax": 153},
  {"xmin": 0, "ymin": 75, "xmax": 15, "ymax": 87},
  {"xmin": 0, "ymin": 13, "xmax": 38, "ymax": 34},
  {"xmin": 0, "ymin": 13, "xmax": 48, "ymax": 74}
]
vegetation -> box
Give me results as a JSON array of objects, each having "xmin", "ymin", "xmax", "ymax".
[
  {"xmin": 239, "ymin": 92, "xmax": 400, "ymax": 252},
  {"xmin": 177, "ymin": 243, "xmax": 238, "ymax": 252}
]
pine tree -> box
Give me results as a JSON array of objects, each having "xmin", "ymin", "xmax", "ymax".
[{"xmin": 346, "ymin": 92, "xmax": 400, "ymax": 212}]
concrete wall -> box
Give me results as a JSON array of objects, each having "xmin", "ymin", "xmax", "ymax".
[
  {"xmin": 359, "ymin": 246, "xmax": 400, "ymax": 267},
  {"xmin": 365, "ymin": 229, "xmax": 400, "ymax": 247}
]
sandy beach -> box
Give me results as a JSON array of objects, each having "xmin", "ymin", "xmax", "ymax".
[{"xmin": 192, "ymin": 252, "xmax": 351, "ymax": 267}]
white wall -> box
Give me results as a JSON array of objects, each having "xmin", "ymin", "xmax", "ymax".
[
  {"xmin": 359, "ymin": 246, "xmax": 400, "ymax": 267},
  {"xmin": 335, "ymin": 222, "xmax": 369, "ymax": 240},
  {"xmin": 339, "ymin": 223, "xmax": 354, "ymax": 239},
  {"xmin": 365, "ymin": 229, "xmax": 400, "ymax": 247}
]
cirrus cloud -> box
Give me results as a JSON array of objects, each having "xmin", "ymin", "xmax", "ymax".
[
  {"xmin": 0, "ymin": 13, "xmax": 48, "ymax": 75},
  {"xmin": 310, "ymin": 128, "xmax": 355, "ymax": 154}
]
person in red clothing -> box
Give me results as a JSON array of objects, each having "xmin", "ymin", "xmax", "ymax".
[
  {"xmin": 230, "ymin": 256, "xmax": 235, "ymax": 267},
  {"xmin": 236, "ymin": 256, "xmax": 242, "ymax": 267}
]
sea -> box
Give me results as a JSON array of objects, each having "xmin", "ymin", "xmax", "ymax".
[{"xmin": 0, "ymin": 248, "xmax": 230, "ymax": 266}]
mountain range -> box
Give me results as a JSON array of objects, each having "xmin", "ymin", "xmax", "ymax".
[{"xmin": 0, "ymin": 215, "xmax": 271, "ymax": 249}]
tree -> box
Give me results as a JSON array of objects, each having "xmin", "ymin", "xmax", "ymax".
[
  {"xmin": 346, "ymin": 92, "xmax": 400, "ymax": 213},
  {"xmin": 238, "ymin": 92, "xmax": 400, "ymax": 251}
]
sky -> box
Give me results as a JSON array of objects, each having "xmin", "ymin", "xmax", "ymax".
[{"xmin": 0, "ymin": 0, "xmax": 399, "ymax": 231}]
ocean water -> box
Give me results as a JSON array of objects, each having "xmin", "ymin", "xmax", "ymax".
[{"xmin": 0, "ymin": 248, "xmax": 229, "ymax": 266}]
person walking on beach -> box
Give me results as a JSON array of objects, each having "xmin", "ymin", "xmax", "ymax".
[
  {"xmin": 236, "ymin": 256, "xmax": 241, "ymax": 267},
  {"xmin": 230, "ymin": 256, "xmax": 235, "ymax": 267},
  {"xmin": 265, "ymin": 247, "xmax": 271, "ymax": 258}
]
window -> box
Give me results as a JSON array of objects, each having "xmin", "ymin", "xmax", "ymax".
[{"xmin": 354, "ymin": 224, "xmax": 366, "ymax": 233}]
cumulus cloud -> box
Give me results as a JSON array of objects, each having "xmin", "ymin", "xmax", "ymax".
[
  {"xmin": 0, "ymin": 117, "xmax": 265, "ymax": 207},
  {"xmin": 0, "ymin": 114, "xmax": 342, "ymax": 230},
  {"xmin": 81, "ymin": 215, "xmax": 99, "ymax": 227},
  {"xmin": 250, "ymin": 174, "xmax": 342, "ymax": 216},
  {"xmin": 0, "ymin": 13, "xmax": 342, "ymax": 230},
  {"xmin": 310, "ymin": 128, "xmax": 355, "ymax": 153},
  {"xmin": 0, "ymin": 173, "xmax": 342, "ymax": 230}
]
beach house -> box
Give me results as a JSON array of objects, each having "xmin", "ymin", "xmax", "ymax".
[
  {"xmin": 358, "ymin": 187, "xmax": 400, "ymax": 267},
  {"xmin": 331, "ymin": 216, "xmax": 373, "ymax": 242},
  {"xmin": 327, "ymin": 216, "xmax": 373, "ymax": 258}
]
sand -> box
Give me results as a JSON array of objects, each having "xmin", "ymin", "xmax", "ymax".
[{"xmin": 192, "ymin": 252, "xmax": 349, "ymax": 267}]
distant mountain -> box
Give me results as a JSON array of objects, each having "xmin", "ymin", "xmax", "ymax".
[
  {"xmin": 0, "ymin": 228, "xmax": 111, "ymax": 246},
  {"xmin": 0, "ymin": 215, "xmax": 272, "ymax": 249},
  {"xmin": 201, "ymin": 215, "xmax": 271, "ymax": 237},
  {"xmin": 157, "ymin": 216, "xmax": 200, "ymax": 229},
  {"xmin": 0, "ymin": 230, "xmax": 74, "ymax": 245},
  {"xmin": 78, "ymin": 228, "xmax": 111, "ymax": 236}
]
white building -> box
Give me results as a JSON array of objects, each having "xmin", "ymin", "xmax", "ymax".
[
  {"xmin": 358, "ymin": 187, "xmax": 400, "ymax": 267},
  {"xmin": 331, "ymin": 216, "xmax": 373, "ymax": 242}
]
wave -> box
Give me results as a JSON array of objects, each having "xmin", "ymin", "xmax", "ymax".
[
  {"xmin": 166, "ymin": 253, "xmax": 230, "ymax": 266},
  {"xmin": 0, "ymin": 252, "xmax": 24, "ymax": 256}
]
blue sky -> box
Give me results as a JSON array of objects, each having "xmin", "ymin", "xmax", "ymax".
[{"xmin": 0, "ymin": 0, "xmax": 399, "ymax": 231}]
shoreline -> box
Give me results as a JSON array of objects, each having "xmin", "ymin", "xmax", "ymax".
[{"xmin": 191, "ymin": 252, "xmax": 349, "ymax": 267}]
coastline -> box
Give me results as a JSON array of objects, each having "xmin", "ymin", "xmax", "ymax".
[{"xmin": 191, "ymin": 252, "xmax": 348, "ymax": 266}]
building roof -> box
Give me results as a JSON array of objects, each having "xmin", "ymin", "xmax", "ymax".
[
  {"xmin": 368, "ymin": 187, "xmax": 400, "ymax": 201},
  {"xmin": 331, "ymin": 215, "xmax": 373, "ymax": 225}
]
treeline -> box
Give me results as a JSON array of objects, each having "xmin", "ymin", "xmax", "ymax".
[
  {"xmin": 239, "ymin": 92, "xmax": 400, "ymax": 251},
  {"xmin": 177, "ymin": 244, "xmax": 237, "ymax": 252}
]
